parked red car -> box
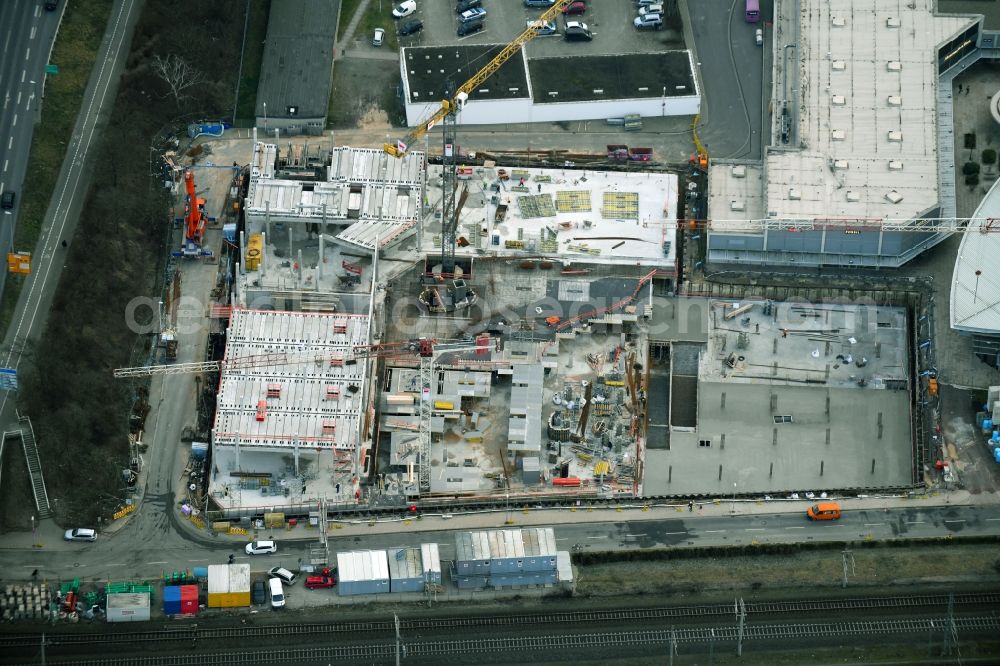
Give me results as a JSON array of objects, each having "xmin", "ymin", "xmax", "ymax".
[
  {"xmin": 304, "ymin": 568, "xmax": 337, "ymax": 589},
  {"xmin": 562, "ymin": 1, "xmax": 586, "ymax": 14}
]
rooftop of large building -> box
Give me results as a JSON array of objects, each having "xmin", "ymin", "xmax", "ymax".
[
  {"xmin": 711, "ymin": 0, "xmax": 977, "ymax": 230},
  {"xmin": 401, "ymin": 45, "xmax": 530, "ymax": 104},
  {"xmin": 255, "ymin": 0, "xmax": 338, "ymax": 119},
  {"xmin": 528, "ymin": 52, "xmax": 696, "ymax": 104},
  {"xmin": 951, "ymin": 179, "xmax": 1000, "ymax": 335},
  {"xmin": 423, "ymin": 163, "xmax": 677, "ymax": 268}
]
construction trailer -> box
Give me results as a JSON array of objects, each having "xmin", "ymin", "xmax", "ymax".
[
  {"xmin": 207, "ymin": 563, "xmax": 251, "ymax": 608},
  {"xmin": 106, "ymin": 592, "xmax": 151, "ymax": 623},
  {"xmin": 336, "ymin": 550, "xmax": 390, "ymax": 596}
]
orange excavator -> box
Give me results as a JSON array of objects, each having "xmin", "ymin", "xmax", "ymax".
[{"xmin": 174, "ymin": 169, "xmax": 214, "ymax": 258}]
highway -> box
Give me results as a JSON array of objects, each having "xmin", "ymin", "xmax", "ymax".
[
  {"xmin": 0, "ymin": 0, "xmax": 60, "ymax": 299},
  {"xmin": 0, "ymin": 0, "xmax": 141, "ymax": 416}
]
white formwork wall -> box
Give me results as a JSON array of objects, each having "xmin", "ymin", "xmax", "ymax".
[{"xmin": 404, "ymin": 95, "xmax": 700, "ymax": 127}]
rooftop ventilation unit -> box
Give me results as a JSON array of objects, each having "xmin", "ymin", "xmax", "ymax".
[
  {"xmin": 887, "ymin": 130, "xmax": 903, "ymax": 142},
  {"xmin": 887, "ymin": 61, "xmax": 902, "ymax": 71},
  {"xmin": 885, "ymin": 190, "xmax": 903, "ymax": 204},
  {"xmin": 732, "ymin": 165, "xmax": 747, "ymax": 178},
  {"xmin": 833, "ymin": 159, "xmax": 849, "ymax": 169},
  {"xmin": 730, "ymin": 200, "xmax": 746, "ymax": 211},
  {"xmin": 846, "ymin": 191, "xmax": 861, "ymax": 202},
  {"xmin": 888, "ymin": 160, "xmax": 904, "ymax": 170},
  {"xmin": 887, "ymin": 95, "xmax": 902, "ymax": 106},
  {"xmin": 832, "ymin": 16, "xmax": 846, "ymax": 27},
  {"xmin": 832, "ymin": 60, "xmax": 847, "ymax": 71},
  {"xmin": 886, "ymin": 17, "xmax": 901, "ymax": 28},
  {"xmin": 832, "ymin": 129, "xmax": 846, "ymax": 140},
  {"xmin": 788, "ymin": 189, "xmax": 802, "ymax": 200},
  {"xmin": 832, "ymin": 95, "xmax": 846, "ymax": 105}
]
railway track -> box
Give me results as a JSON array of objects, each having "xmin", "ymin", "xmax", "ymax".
[
  {"xmin": 55, "ymin": 614, "xmax": 1000, "ymax": 665},
  {"xmin": 1, "ymin": 592, "xmax": 998, "ymax": 650}
]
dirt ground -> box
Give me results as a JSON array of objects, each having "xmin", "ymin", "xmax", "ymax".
[{"xmin": 329, "ymin": 58, "xmax": 404, "ymax": 129}]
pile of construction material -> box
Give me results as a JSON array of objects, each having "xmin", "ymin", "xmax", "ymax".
[{"xmin": 1, "ymin": 582, "xmax": 51, "ymax": 621}]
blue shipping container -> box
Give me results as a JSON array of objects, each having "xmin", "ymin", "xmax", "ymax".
[{"xmin": 163, "ymin": 585, "xmax": 181, "ymax": 615}]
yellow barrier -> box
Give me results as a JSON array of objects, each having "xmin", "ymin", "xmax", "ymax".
[
  {"xmin": 113, "ymin": 504, "xmax": 136, "ymax": 520},
  {"xmin": 228, "ymin": 526, "xmax": 248, "ymax": 536}
]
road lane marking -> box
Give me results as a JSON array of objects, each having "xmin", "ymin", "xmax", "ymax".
[
  {"xmin": 704, "ymin": 530, "xmax": 726, "ymax": 533},
  {"xmin": 986, "ymin": 518, "xmax": 1000, "ymax": 522},
  {"xmin": 784, "ymin": 526, "xmax": 804, "ymax": 530},
  {"xmin": 11, "ymin": 113, "xmax": 16, "ymax": 127},
  {"xmin": 107, "ymin": 564, "xmax": 126, "ymax": 567},
  {"xmin": 944, "ymin": 520, "xmax": 966, "ymax": 524},
  {"xmin": 7, "ymin": 137, "xmax": 11, "ymax": 149},
  {"xmin": 25, "ymin": 47, "xmax": 30, "ymax": 61},
  {"xmin": 21, "ymin": 70, "xmax": 26, "ymax": 82},
  {"xmin": 905, "ymin": 521, "xmax": 925, "ymax": 525},
  {"xmin": 190, "ymin": 560, "xmax": 206, "ymax": 563},
  {"xmin": 556, "ymin": 538, "xmax": 568, "ymax": 541},
  {"xmin": 664, "ymin": 531, "xmax": 686, "ymax": 535},
  {"xmin": 625, "ymin": 533, "xmax": 646, "ymax": 537},
  {"xmin": 4, "ymin": 160, "xmax": 8, "ymax": 172},
  {"xmin": 586, "ymin": 536, "xmax": 605, "ymax": 539},
  {"xmin": 16, "ymin": 92, "xmax": 20, "ymax": 105},
  {"xmin": 30, "ymin": 27, "xmax": 36, "ymax": 40},
  {"xmin": 148, "ymin": 561, "xmax": 167, "ymax": 565},
  {"xmin": 745, "ymin": 528, "xmax": 766, "ymax": 531},
  {"xmin": 864, "ymin": 523, "xmax": 885, "ymax": 527}
]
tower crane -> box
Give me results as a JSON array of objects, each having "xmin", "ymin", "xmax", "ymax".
[{"xmin": 383, "ymin": 0, "xmax": 573, "ymax": 312}]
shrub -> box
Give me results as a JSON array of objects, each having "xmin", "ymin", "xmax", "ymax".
[
  {"xmin": 983, "ymin": 148, "xmax": 997, "ymax": 166},
  {"xmin": 962, "ymin": 161, "xmax": 980, "ymax": 176}
]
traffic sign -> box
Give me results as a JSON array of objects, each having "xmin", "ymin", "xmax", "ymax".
[
  {"xmin": 0, "ymin": 368, "xmax": 18, "ymax": 391},
  {"xmin": 46, "ymin": 65, "xmax": 58, "ymax": 74}
]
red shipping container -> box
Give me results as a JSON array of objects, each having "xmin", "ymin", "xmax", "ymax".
[{"xmin": 180, "ymin": 585, "xmax": 199, "ymax": 614}]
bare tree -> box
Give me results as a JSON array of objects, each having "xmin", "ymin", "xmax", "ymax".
[{"xmin": 151, "ymin": 54, "xmax": 205, "ymax": 104}]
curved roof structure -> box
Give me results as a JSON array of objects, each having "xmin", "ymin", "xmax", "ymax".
[{"xmin": 951, "ymin": 178, "xmax": 1000, "ymax": 334}]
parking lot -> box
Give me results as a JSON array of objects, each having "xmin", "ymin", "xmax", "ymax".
[{"xmin": 394, "ymin": 0, "xmax": 685, "ymax": 56}]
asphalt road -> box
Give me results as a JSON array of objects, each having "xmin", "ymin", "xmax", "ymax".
[
  {"xmin": 0, "ymin": 0, "xmax": 142, "ymax": 416},
  {"xmin": 5, "ymin": 502, "xmax": 999, "ymax": 583},
  {"xmin": 0, "ymin": 0, "xmax": 61, "ymax": 299},
  {"xmin": 687, "ymin": 0, "xmax": 773, "ymax": 160}
]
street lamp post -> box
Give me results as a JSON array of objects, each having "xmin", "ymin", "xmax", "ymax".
[
  {"xmin": 31, "ymin": 515, "xmax": 36, "ymax": 537},
  {"xmin": 730, "ymin": 483, "xmax": 737, "ymax": 515},
  {"xmin": 263, "ymin": 102, "xmax": 267, "ymax": 133}
]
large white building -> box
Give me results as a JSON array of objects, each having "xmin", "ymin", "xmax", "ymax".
[
  {"xmin": 707, "ymin": 0, "xmax": 988, "ymax": 268},
  {"xmin": 401, "ymin": 46, "xmax": 699, "ymax": 127}
]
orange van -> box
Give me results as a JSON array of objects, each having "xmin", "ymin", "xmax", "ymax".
[{"xmin": 806, "ymin": 502, "xmax": 841, "ymax": 521}]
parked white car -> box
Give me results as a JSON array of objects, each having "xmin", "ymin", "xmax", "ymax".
[
  {"xmin": 392, "ymin": 1, "xmax": 416, "ymax": 18},
  {"xmin": 373, "ymin": 28, "xmax": 385, "ymax": 46}
]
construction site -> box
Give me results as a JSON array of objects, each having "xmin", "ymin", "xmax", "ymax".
[{"xmin": 104, "ymin": 0, "xmax": 975, "ymax": 524}]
